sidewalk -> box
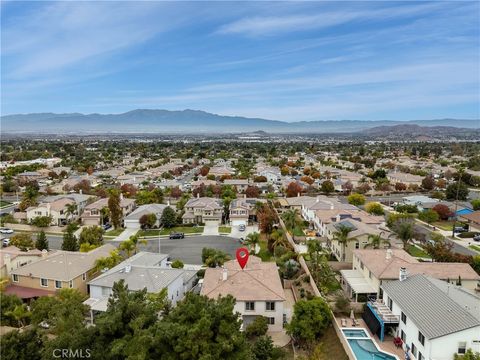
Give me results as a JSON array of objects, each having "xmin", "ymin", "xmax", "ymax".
[{"xmin": 110, "ymin": 228, "xmax": 138, "ymax": 242}]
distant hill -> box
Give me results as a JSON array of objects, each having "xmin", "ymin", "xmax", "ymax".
[
  {"xmin": 363, "ymin": 124, "xmax": 480, "ymax": 140},
  {"xmin": 1, "ymin": 109, "xmax": 478, "ymax": 133}
]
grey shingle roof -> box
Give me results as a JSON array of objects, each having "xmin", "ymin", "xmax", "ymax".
[{"xmin": 381, "ymin": 274, "xmax": 480, "ymax": 339}]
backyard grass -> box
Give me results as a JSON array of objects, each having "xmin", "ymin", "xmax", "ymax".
[
  {"xmin": 406, "ymin": 244, "xmax": 431, "ymax": 258},
  {"xmin": 292, "ymin": 226, "xmax": 305, "ymax": 237},
  {"xmin": 218, "ymin": 226, "xmax": 231, "ymax": 233},
  {"xmin": 256, "ymin": 239, "xmax": 273, "ymax": 261},
  {"xmin": 104, "ymin": 228, "xmax": 125, "ymax": 237},
  {"xmin": 295, "ymin": 325, "xmax": 348, "ymax": 360},
  {"xmin": 469, "ymin": 244, "xmax": 480, "ymax": 252}
]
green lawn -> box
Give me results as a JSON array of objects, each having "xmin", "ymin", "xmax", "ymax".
[
  {"xmin": 138, "ymin": 229, "xmax": 162, "ymax": 237},
  {"xmin": 0, "ymin": 200, "xmax": 11, "ymax": 208},
  {"xmin": 159, "ymin": 226, "xmax": 204, "ymax": 235},
  {"xmin": 292, "ymin": 226, "xmax": 305, "ymax": 237},
  {"xmin": 104, "ymin": 228, "xmax": 125, "ymax": 237},
  {"xmin": 407, "ymin": 244, "xmax": 431, "ymax": 258},
  {"xmin": 218, "ymin": 226, "xmax": 231, "ymax": 233},
  {"xmin": 431, "ymin": 221, "xmax": 455, "ymax": 231},
  {"xmin": 256, "ymin": 240, "xmax": 273, "ymax": 261},
  {"xmin": 469, "ymin": 244, "xmax": 480, "ymax": 252}
]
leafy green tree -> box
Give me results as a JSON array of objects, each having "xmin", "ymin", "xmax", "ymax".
[
  {"xmin": 61, "ymin": 227, "xmax": 79, "ymax": 251},
  {"xmin": 171, "ymin": 259, "xmax": 184, "ymax": 268},
  {"xmin": 152, "ymin": 293, "xmax": 251, "ymax": 360},
  {"xmin": 393, "ymin": 220, "xmax": 415, "ymax": 249},
  {"xmin": 252, "ymin": 335, "xmax": 285, "ymax": 360},
  {"xmin": 320, "ymin": 180, "xmax": 335, "ymax": 194},
  {"xmin": 0, "ymin": 328, "xmax": 45, "ymax": 360},
  {"xmin": 0, "ymin": 294, "xmax": 23, "ymax": 326},
  {"xmin": 30, "ymin": 215, "xmax": 53, "ymax": 227},
  {"xmin": 108, "ymin": 189, "xmax": 122, "ymax": 229},
  {"xmin": 161, "ymin": 206, "xmax": 177, "ymax": 228},
  {"xmin": 65, "ymin": 202, "xmax": 78, "ymax": 223},
  {"xmin": 139, "ymin": 213, "xmax": 157, "ymax": 229},
  {"xmin": 5, "ymin": 304, "xmax": 31, "ymax": 328},
  {"xmin": 418, "ymin": 209, "xmax": 440, "ymax": 224},
  {"xmin": 454, "ymin": 349, "xmax": 480, "ymax": 360},
  {"xmin": 245, "ymin": 316, "xmax": 268, "ymax": 338},
  {"xmin": 471, "ymin": 199, "xmax": 480, "ymax": 211},
  {"xmin": 10, "ymin": 233, "xmax": 34, "ymax": 251},
  {"xmin": 287, "ymin": 297, "xmax": 332, "ymax": 347},
  {"xmin": 94, "ymin": 249, "xmax": 123, "ymax": 272},
  {"xmin": 35, "ymin": 230, "xmax": 49, "ymax": 251},
  {"xmin": 365, "ymin": 202, "xmax": 384, "ymax": 215},
  {"xmin": 245, "ymin": 231, "xmax": 260, "ymax": 252},
  {"xmin": 347, "ymin": 193, "xmax": 366, "ymax": 206},
  {"xmin": 79, "ymin": 225, "xmax": 104, "ymax": 246},
  {"xmin": 364, "ymin": 233, "xmax": 389, "ymax": 249},
  {"xmin": 446, "ymin": 181, "xmax": 469, "ymax": 201}
]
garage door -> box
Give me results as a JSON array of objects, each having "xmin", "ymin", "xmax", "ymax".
[
  {"xmin": 124, "ymin": 220, "xmax": 140, "ymax": 229},
  {"xmin": 204, "ymin": 220, "xmax": 220, "ymax": 226},
  {"xmin": 231, "ymin": 219, "xmax": 247, "ymax": 226}
]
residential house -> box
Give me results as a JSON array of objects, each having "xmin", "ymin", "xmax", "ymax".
[
  {"xmin": 85, "ymin": 252, "xmax": 197, "ymax": 314},
  {"xmin": 81, "ymin": 196, "xmax": 136, "ymax": 226},
  {"xmin": 182, "ymin": 197, "xmax": 223, "ymax": 225},
  {"xmin": 201, "ymin": 256, "xmax": 286, "ymax": 331},
  {"xmin": 368, "ymin": 274, "xmax": 480, "ymax": 360},
  {"xmin": 229, "ymin": 198, "xmax": 265, "ymax": 226},
  {"xmin": 191, "ymin": 179, "xmax": 217, "ymax": 190},
  {"xmin": 209, "ymin": 166, "xmax": 235, "ymax": 178},
  {"xmin": 224, "ymin": 179, "xmax": 250, "ymax": 193},
  {"xmin": 340, "ymin": 249, "xmax": 480, "ymax": 302},
  {"xmin": 0, "ymin": 246, "xmax": 45, "ymax": 278},
  {"xmin": 257, "ymin": 168, "xmax": 281, "ymax": 184},
  {"xmin": 124, "ymin": 203, "xmax": 172, "ymax": 229},
  {"xmin": 26, "ymin": 197, "xmax": 77, "ymax": 226},
  {"xmin": 387, "ymin": 172, "xmax": 423, "ymax": 187},
  {"xmin": 117, "ymin": 173, "xmax": 148, "ymax": 186},
  {"xmin": 6, "ymin": 244, "xmax": 116, "ymax": 299},
  {"xmin": 459, "ymin": 211, "xmax": 480, "ymax": 232}
]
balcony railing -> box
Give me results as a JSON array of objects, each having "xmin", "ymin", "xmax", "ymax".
[{"xmin": 368, "ymin": 300, "xmax": 400, "ymax": 324}]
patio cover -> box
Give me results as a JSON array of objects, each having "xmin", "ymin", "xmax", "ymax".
[
  {"xmin": 340, "ymin": 269, "xmax": 377, "ymax": 294},
  {"xmin": 83, "ymin": 297, "xmax": 109, "ymax": 312},
  {"xmin": 4, "ymin": 285, "xmax": 55, "ymax": 299}
]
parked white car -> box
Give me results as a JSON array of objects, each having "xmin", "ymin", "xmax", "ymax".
[{"xmin": 0, "ymin": 228, "xmax": 14, "ymax": 234}]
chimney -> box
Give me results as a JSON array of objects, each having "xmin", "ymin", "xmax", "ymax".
[
  {"xmin": 120, "ymin": 193, "xmax": 124, "ymax": 200},
  {"xmin": 386, "ymin": 249, "xmax": 392, "ymax": 260},
  {"xmin": 399, "ymin": 267, "xmax": 407, "ymax": 281},
  {"xmin": 316, "ymin": 196, "xmax": 319, "ymax": 203},
  {"xmin": 197, "ymin": 192, "xmax": 200, "ymax": 199},
  {"xmin": 79, "ymin": 189, "xmax": 83, "ymax": 195},
  {"xmin": 297, "ymin": 192, "xmax": 300, "ymax": 197},
  {"xmin": 222, "ymin": 267, "xmax": 228, "ymax": 281},
  {"xmin": 41, "ymin": 249, "xmax": 48, "ymax": 258},
  {"xmin": 125, "ymin": 264, "xmax": 131, "ymax": 273}
]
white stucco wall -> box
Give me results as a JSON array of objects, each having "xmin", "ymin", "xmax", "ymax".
[{"xmin": 234, "ymin": 300, "xmax": 284, "ymax": 332}]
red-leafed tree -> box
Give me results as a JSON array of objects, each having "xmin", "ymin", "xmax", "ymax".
[
  {"xmin": 395, "ymin": 182, "xmax": 407, "ymax": 191},
  {"xmin": 170, "ymin": 187, "xmax": 183, "ymax": 199},
  {"xmin": 286, "ymin": 182, "xmax": 303, "ymax": 197},
  {"xmin": 199, "ymin": 166, "xmax": 210, "ymax": 176},
  {"xmin": 245, "ymin": 186, "xmax": 260, "ymax": 198},
  {"xmin": 432, "ymin": 204, "xmax": 453, "ymax": 220},
  {"xmin": 120, "ymin": 184, "xmax": 137, "ymax": 198},
  {"xmin": 300, "ymin": 176, "xmax": 314, "ymax": 185}
]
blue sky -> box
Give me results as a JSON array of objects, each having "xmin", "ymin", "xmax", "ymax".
[{"xmin": 1, "ymin": 1, "xmax": 479, "ymax": 121}]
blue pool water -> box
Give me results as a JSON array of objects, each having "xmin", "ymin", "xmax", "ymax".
[
  {"xmin": 342, "ymin": 329, "xmax": 368, "ymax": 338},
  {"xmin": 348, "ymin": 339, "xmax": 397, "ymax": 360}
]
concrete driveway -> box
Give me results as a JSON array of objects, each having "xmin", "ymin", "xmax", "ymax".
[
  {"xmin": 113, "ymin": 227, "xmax": 138, "ymax": 242},
  {"xmin": 203, "ymin": 224, "xmax": 219, "ymax": 236},
  {"xmin": 230, "ymin": 224, "xmax": 259, "ymax": 238}
]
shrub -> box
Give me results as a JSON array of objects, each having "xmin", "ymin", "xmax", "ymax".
[
  {"xmin": 334, "ymin": 295, "xmax": 351, "ymax": 314},
  {"xmin": 347, "ymin": 193, "xmax": 366, "ymax": 206},
  {"xmin": 245, "ymin": 316, "xmax": 268, "ymax": 338},
  {"xmin": 365, "ymin": 202, "xmax": 384, "ymax": 215}
]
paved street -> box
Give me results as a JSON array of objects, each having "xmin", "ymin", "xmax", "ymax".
[{"xmin": 1, "ymin": 232, "xmax": 242, "ymax": 265}]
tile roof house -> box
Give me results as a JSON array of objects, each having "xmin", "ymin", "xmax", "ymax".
[
  {"xmin": 6, "ymin": 244, "xmax": 116, "ymax": 298},
  {"xmin": 26, "ymin": 197, "xmax": 77, "ymax": 226},
  {"xmin": 124, "ymin": 203, "xmax": 172, "ymax": 229},
  {"xmin": 201, "ymin": 256, "xmax": 285, "ymax": 331},
  {"xmin": 182, "ymin": 197, "xmax": 223, "ymax": 225},
  {"xmin": 85, "ymin": 252, "xmax": 197, "ymax": 314},
  {"xmin": 229, "ymin": 198, "xmax": 265, "ymax": 226},
  {"xmin": 0, "ymin": 246, "xmax": 45, "ymax": 278},
  {"xmin": 340, "ymin": 249, "xmax": 480, "ymax": 302},
  {"xmin": 378, "ymin": 274, "xmax": 480, "ymax": 360},
  {"xmin": 459, "ymin": 211, "xmax": 480, "ymax": 232},
  {"xmin": 81, "ymin": 196, "xmax": 136, "ymax": 226}
]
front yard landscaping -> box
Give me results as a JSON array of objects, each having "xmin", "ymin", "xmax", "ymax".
[
  {"xmin": 159, "ymin": 226, "xmax": 204, "ymax": 235},
  {"xmin": 406, "ymin": 244, "xmax": 431, "ymax": 258},
  {"xmin": 104, "ymin": 228, "xmax": 125, "ymax": 237},
  {"xmin": 218, "ymin": 226, "xmax": 231, "ymax": 233},
  {"xmin": 469, "ymin": 244, "xmax": 480, "ymax": 252},
  {"xmin": 0, "ymin": 200, "xmax": 11, "ymax": 208},
  {"xmin": 431, "ymin": 221, "xmax": 455, "ymax": 231}
]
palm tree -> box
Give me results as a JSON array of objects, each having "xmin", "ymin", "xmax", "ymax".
[
  {"xmin": 65, "ymin": 203, "xmax": 78, "ymax": 223},
  {"xmin": 394, "ymin": 221, "xmax": 414, "ymax": 249},
  {"xmin": 270, "ymin": 229, "xmax": 287, "ymax": 250},
  {"xmin": 307, "ymin": 239, "xmax": 323, "ymax": 272},
  {"xmin": 245, "ymin": 232, "xmax": 260, "ymax": 253},
  {"xmin": 119, "ymin": 234, "xmax": 147, "ymax": 257},
  {"xmin": 332, "ymin": 224, "xmax": 356, "ymax": 262},
  {"xmin": 282, "ymin": 209, "xmax": 300, "ymax": 240},
  {"xmin": 365, "ymin": 232, "xmax": 390, "ymax": 249},
  {"xmin": 6, "ymin": 304, "xmax": 31, "ymax": 328}
]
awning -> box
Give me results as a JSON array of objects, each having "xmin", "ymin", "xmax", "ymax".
[
  {"xmin": 83, "ymin": 297, "xmax": 109, "ymax": 312},
  {"xmin": 340, "ymin": 269, "xmax": 377, "ymax": 294},
  {"xmin": 4, "ymin": 285, "xmax": 55, "ymax": 299}
]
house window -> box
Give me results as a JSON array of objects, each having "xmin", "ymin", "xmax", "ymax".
[
  {"xmin": 387, "ymin": 297, "xmax": 393, "ymax": 311},
  {"xmin": 82, "ymin": 273, "xmax": 86, "ymax": 281},
  {"xmin": 355, "ymin": 242, "xmax": 359, "ymax": 249},
  {"xmin": 12, "ymin": 274, "xmax": 18, "ymax": 282},
  {"xmin": 418, "ymin": 331, "xmax": 425, "ymax": 346},
  {"xmin": 411, "ymin": 343, "xmax": 417, "ymax": 357},
  {"xmin": 267, "ymin": 317, "xmax": 275, "ymax": 325},
  {"xmin": 55, "ymin": 280, "xmax": 62, "ymax": 289},
  {"xmin": 266, "ymin": 302, "xmax": 275, "ymax": 311},
  {"xmin": 40, "ymin": 278, "xmax": 48, "ymax": 287},
  {"xmin": 245, "ymin": 302, "xmax": 255, "ymax": 311},
  {"xmin": 418, "ymin": 352, "xmax": 424, "ymax": 360},
  {"xmin": 69, "ymin": 280, "xmax": 73, "ymax": 288},
  {"xmin": 400, "ymin": 330, "xmax": 406, "ymax": 342},
  {"xmin": 458, "ymin": 342, "xmax": 467, "ymax": 354},
  {"xmin": 401, "ymin": 312, "xmax": 407, "ymax": 324}
]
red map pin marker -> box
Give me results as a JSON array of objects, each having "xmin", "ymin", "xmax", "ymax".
[{"xmin": 236, "ymin": 247, "xmax": 249, "ymax": 269}]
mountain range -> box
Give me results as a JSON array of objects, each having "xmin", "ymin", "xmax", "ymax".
[{"xmin": 1, "ymin": 109, "xmax": 478, "ymax": 134}]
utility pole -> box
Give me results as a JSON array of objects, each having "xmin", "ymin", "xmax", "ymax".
[{"xmin": 451, "ymin": 168, "xmax": 464, "ymax": 238}]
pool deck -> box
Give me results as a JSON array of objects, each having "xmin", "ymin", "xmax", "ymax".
[{"xmin": 335, "ymin": 317, "xmax": 405, "ymax": 359}]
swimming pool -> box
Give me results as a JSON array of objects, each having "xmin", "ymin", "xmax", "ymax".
[
  {"xmin": 341, "ymin": 328, "xmax": 399, "ymax": 360},
  {"xmin": 342, "ymin": 329, "xmax": 368, "ymax": 338}
]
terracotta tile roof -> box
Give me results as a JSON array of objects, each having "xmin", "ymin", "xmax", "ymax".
[
  {"xmin": 4, "ymin": 284, "xmax": 56, "ymax": 299},
  {"xmin": 201, "ymin": 256, "xmax": 285, "ymax": 302}
]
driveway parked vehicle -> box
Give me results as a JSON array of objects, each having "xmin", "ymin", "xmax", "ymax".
[
  {"xmin": 0, "ymin": 228, "xmax": 14, "ymax": 234},
  {"xmin": 473, "ymin": 234, "xmax": 480, "ymax": 242},
  {"xmin": 238, "ymin": 224, "xmax": 246, "ymax": 232},
  {"xmin": 2, "ymin": 238, "xmax": 10, "ymax": 247},
  {"xmin": 169, "ymin": 232, "xmax": 185, "ymax": 239}
]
